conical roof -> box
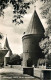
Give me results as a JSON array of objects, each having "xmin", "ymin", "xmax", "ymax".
[
  {"xmin": 5, "ymin": 51, "xmax": 12, "ymax": 57},
  {"xmin": 4, "ymin": 37, "xmax": 10, "ymax": 50},
  {"xmin": 26, "ymin": 10, "xmax": 45, "ymax": 35}
]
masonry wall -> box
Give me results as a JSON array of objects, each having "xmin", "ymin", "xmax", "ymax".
[{"xmin": 22, "ymin": 34, "xmax": 45, "ymax": 66}]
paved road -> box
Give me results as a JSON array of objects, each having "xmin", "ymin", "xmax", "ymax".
[
  {"xmin": 0, "ymin": 68, "xmax": 40, "ymax": 80},
  {"xmin": 0, "ymin": 68, "xmax": 23, "ymax": 74},
  {"xmin": 0, "ymin": 73, "xmax": 40, "ymax": 80}
]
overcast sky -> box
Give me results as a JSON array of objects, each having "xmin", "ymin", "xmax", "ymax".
[{"xmin": 0, "ymin": 0, "xmax": 47, "ymax": 55}]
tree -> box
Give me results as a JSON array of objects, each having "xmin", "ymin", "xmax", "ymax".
[
  {"xmin": 39, "ymin": 27, "xmax": 51, "ymax": 67},
  {"xmin": 40, "ymin": 0, "xmax": 51, "ymax": 29},
  {"xmin": 0, "ymin": 0, "xmax": 32, "ymax": 24},
  {"xmin": 39, "ymin": 37, "xmax": 51, "ymax": 55},
  {"xmin": 39, "ymin": 0, "xmax": 51, "ymax": 56},
  {"xmin": 39, "ymin": 29, "xmax": 51, "ymax": 57},
  {"xmin": 8, "ymin": 54, "xmax": 22, "ymax": 65},
  {"xmin": 0, "ymin": 0, "xmax": 49, "ymax": 24}
]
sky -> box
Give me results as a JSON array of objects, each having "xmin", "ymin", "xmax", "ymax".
[{"xmin": 0, "ymin": 0, "xmax": 47, "ymax": 55}]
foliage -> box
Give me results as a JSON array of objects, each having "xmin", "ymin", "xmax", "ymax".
[
  {"xmin": 8, "ymin": 54, "xmax": 22, "ymax": 65},
  {"xmin": 0, "ymin": 0, "xmax": 49, "ymax": 24},
  {"xmin": 0, "ymin": 0, "xmax": 30, "ymax": 24},
  {"xmin": 40, "ymin": 0, "xmax": 51, "ymax": 26},
  {"xmin": 39, "ymin": 28, "xmax": 51, "ymax": 55},
  {"xmin": 39, "ymin": 37, "xmax": 50, "ymax": 54},
  {"xmin": 39, "ymin": 0, "xmax": 51, "ymax": 56}
]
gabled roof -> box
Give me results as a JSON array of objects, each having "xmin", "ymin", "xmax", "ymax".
[
  {"xmin": 26, "ymin": 10, "xmax": 45, "ymax": 35},
  {"xmin": 5, "ymin": 51, "xmax": 12, "ymax": 57}
]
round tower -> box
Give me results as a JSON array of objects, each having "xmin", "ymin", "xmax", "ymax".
[{"xmin": 22, "ymin": 10, "xmax": 45, "ymax": 67}]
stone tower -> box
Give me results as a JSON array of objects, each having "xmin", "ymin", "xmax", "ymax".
[{"xmin": 22, "ymin": 10, "xmax": 45, "ymax": 67}]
